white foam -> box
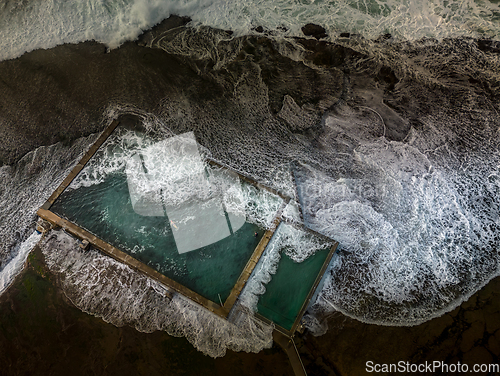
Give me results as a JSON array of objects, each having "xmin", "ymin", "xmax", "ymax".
[
  {"xmin": 167, "ymin": 0, "xmax": 500, "ymax": 41},
  {"xmin": 239, "ymin": 223, "xmax": 332, "ymax": 312},
  {"xmin": 0, "ymin": 133, "xmax": 98, "ymax": 278},
  {"xmin": 281, "ymin": 200, "xmax": 302, "ymax": 224},
  {"xmin": 41, "ymin": 230, "xmax": 274, "ymax": 358},
  {"xmin": 0, "ymin": 0, "xmax": 207, "ymax": 62},
  {"xmin": 2, "ymin": 0, "xmax": 500, "ymax": 62},
  {"xmin": 0, "ymin": 231, "xmax": 41, "ymax": 295},
  {"xmin": 296, "ymin": 129, "xmax": 500, "ymax": 326},
  {"xmin": 70, "ymin": 128, "xmax": 284, "ymax": 230}
]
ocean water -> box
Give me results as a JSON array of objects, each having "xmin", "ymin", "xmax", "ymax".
[
  {"xmin": 0, "ymin": 0, "xmax": 499, "ymax": 358},
  {"xmin": 1, "ymin": 0, "xmax": 500, "ymax": 61},
  {"xmin": 238, "ymin": 222, "xmax": 333, "ymax": 331}
]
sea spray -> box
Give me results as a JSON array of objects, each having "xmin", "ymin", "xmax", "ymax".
[
  {"xmin": 0, "ymin": 231, "xmax": 41, "ymax": 295},
  {"xmin": 295, "ymin": 123, "xmax": 500, "ymax": 326},
  {"xmin": 0, "ymin": 134, "xmax": 99, "ymax": 271},
  {"xmin": 0, "ymin": 0, "xmax": 205, "ymax": 62}
]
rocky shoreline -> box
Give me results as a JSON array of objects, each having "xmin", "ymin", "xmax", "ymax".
[
  {"xmin": 0, "ymin": 247, "xmax": 293, "ymax": 376},
  {"xmin": 1, "ymin": 15, "xmax": 499, "ymax": 375},
  {"xmin": 1, "ymin": 246, "xmax": 499, "ymax": 375},
  {"xmin": 297, "ymin": 277, "xmax": 500, "ymax": 375},
  {"xmin": 2, "ymin": 16, "xmax": 497, "ymax": 166}
]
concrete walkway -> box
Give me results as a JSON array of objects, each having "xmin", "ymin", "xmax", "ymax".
[{"xmin": 273, "ymin": 330, "xmax": 307, "ymax": 376}]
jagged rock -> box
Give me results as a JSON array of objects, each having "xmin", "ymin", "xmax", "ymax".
[
  {"xmin": 377, "ymin": 65, "xmax": 399, "ymax": 91},
  {"xmin": 301, "ymin": 23, "xmax": 328, "ymax": 40},
  {"xmin": 277, "ymin": 95, "xmax": 320, "ymax": 132},
  {"xmin": 477, "ymin": 39, "xmax": 500, "ymax": 53}
]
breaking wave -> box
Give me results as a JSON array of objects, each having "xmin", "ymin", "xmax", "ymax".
[
  {"xmin": 41, "ymin": 230, "xmax": 273, "ymax": 358},
  {"xmin": 1, "ymin": 0, "xmax": 500, "ymax": 61},
  {"xmin": 0, "ymin": 134, "xmax": 99, "ymax": 271},
  {"xmin": 0, "ymin": 0, "xmax": 499, "ymax": 353}
]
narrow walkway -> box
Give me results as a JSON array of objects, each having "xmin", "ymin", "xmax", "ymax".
[
  {"xmin": 223, "ymin": 200, "xmax": 289, "ymax": 314},
  {"xmin": 273, "ymin": 330, "xmax": 307, "ymax": 376},
  {"xmin": 222, "ymin": 226, "xmax": 277, "ymax": 314},
  {"xmin": 41, "ymin": 119, "xmax": 120, "ymax": 210}
]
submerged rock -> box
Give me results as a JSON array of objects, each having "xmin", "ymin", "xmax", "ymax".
[{"xmin": 301, "ymin": 23, "xmax": 328, "ymax": 40}]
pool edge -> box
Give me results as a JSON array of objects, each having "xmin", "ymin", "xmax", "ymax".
[
  {"xmin": 255, "ymin": 240, "xmax": 339, "ymax": 337},
  {"xmin": 41, "ymin": 119, "xmax": 120, "ymax": 211}
]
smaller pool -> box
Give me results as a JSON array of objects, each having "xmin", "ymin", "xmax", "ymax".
[
  {"xmin": 245, "ymin": 222, "xmax": 334, "ymax": 332},
  {"xmin": 257, "ymin": 248, "xmax": 330, "ymax": 331}
]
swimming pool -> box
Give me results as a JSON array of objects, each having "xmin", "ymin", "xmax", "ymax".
[
  {"xmin": 50, "ymin": 124, "xmax": 284, "ymax": 305},
  {"xmin": 241, "ymin": 221, "xmax": 336, "ymax": 333}
]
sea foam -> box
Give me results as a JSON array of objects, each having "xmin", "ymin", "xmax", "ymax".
[
  {"xmin": 1, "ymin": 0, "xmax": 500, "ymax": 62},
  {"xmin": 0, "ymin": 231, "xmax": 41, "ymax": 295},
  {"xmin": 41, "ymin": 230, "xmax": 274, "ymax": 358}
]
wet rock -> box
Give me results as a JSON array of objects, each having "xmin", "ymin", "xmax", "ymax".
[
  {"xmin": 487, "ymin": 336, "xmax": 500, "ymax": 355},
  {"xmin": 416, "ymin": 314, "xmax": 453, "ymax": 347},
  {"xmin": 463, "ymin": 346, "xmax": 493, "ymax": 367},
  {"xmin": 461, "ymin": 294, "xmax": 478, "ymax": 310},
  {"xmin": 464, "ymin": 309, "xmax": 484, "ymax": 324},
  {"xmin": 377, "ymin": 66, "xmax": 399, "ymax": 91},
  {"xmin": 253, "ymin": 26, "xmax": 264, "ymax": 33},
  {"xmin": 477, "ymin": 39, "xmax": 500, "ymax": 54},
  {"xmin": 0, "ymin": 32, "xmax": 203, "ymax": 165},
  {"xmin": 301, "ymin": 23, "xmax": 328, "ymax": 40},
  {"xmin": 447, "ymin": 306, "xmax": 460, "ymax": 318},
  {"xmin": 277, "ymin": 95, "xmax": 321, "ymax": 132},
  {"xmin": 482, "ymin": 289, "xmax": 500, "ymax": 333},
  {"xmin": 294, "ymin": 38, "xmax": 363, "ymax": 67},
  {"xmin": 460, "ymin": 321, "xmax": 485, "ymax": 353},
  {"xmin": 235, "ymin": 37, "xmax": 343, "ymax": 114},
  {"xmin": 495, "ymin": 330, "xmax": 500, "ymax": 343},
  {"xmin": 484, "ymin": 310, "xmax": 500, "ymax": 333},
  {"xmin": 339, "ymin": 33, "xmax": 350, "ymax": 38}
]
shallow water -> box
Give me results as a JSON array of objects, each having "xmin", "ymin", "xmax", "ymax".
[{"xmin": 249, "ymin": 223, "xmax": 332, "ymax": 331}]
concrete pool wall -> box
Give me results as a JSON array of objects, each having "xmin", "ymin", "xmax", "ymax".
[
  {"xmin": 37, "ymin": 119, "xmax": 288, "ymax": 318},
  {"xmin": 37, "ymin": 117, "xmax": 340, "ymax": 376}
]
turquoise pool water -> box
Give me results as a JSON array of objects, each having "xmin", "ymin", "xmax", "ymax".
[
  {"xmin": 254, "ymin": 224, "xmax": 332, "ymax": 331},
  {"xmin": 50, "ymin": 128, "xmax": 282, "ymax": 303}
]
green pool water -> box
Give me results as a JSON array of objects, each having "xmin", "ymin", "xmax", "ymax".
[
  {"xmin": 50, "ymin": 128, "xmax": 282, "ymax": 304},
  {"xmin": 51, "ymin": 173, "xmax": 264, "ymax": 303},
  {"xmin": 257, "ymin": 244, "xmax": 331, "ymax": 331}
]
